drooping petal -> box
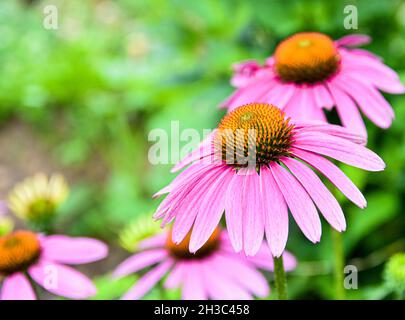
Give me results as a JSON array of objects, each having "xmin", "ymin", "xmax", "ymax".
[
  {"xmin": 260, "ymin": 166, "xmax": 289, "ymax": 257},
  {"xmin": 312, "ymin": 84, "xmax": 334, "ymax": 110},
  {"xmin": 344, "ymin": 65, "xmax": 405, "ymax": 94},
  {"xmin": 282, "ymin": 251, "xmax": 298, "ymax": 271},
  {"xmin": 340, "ymin": 49, "xmax": 399, "ymax": 80},
  {"xmin": 29, "ymin": 260, "xmax": 96, "ymax": 299},
  {"xmin": 262, "ymin": 82, "xmax": 296, "ymax": 109},
  {"xmin": 334, "ymin": 74, "xmax": 394, "ymax": 128},
  {"xmin": 247, "ymin": 246, "xmax": 297, "ymax": 272},
  {"xmin": 293, "ymin": 131, "xmax": 386, "ymax": 171},
  {"xmin": 153, "ymin": 162, "xmax": 214, "ymax": 199},
  {"xmin": 164, "ymin": 262, "xmax": 187, "ymax": 289},
  {"xmin": 293, "ymin": 121, "xmax": 366, "ymax": 145},
  {"xmin": 113, "ymin": 249, "xmax": 168, "ymax": 278},
  {"xmin": 242, "ymin": 170, "xmax": 265, "ymax": 256},
  {"xmin": 335, "ymin": 34, "xmax": 371, "ymax": 47},
  {"xmin": 0, "ymin": 273, "xmax": 36, "ymax": 300},
  {"xmin": 138, "ymin": 233, "xmax": 167, "ymax": 250},
  {"xmin": 171, "ymin": 131, "xmax": 216, "ymax": 173},
  {"xmin": 154, "ymin": 164, "xmax": 222, "ymax": 222},
  {"xmin": 224, "ymin": 172, "xmax": 245, "ymax": 252},
  {"xmin": 181, "ymin": 262, "xmax": 207, "ymax": 300},
  {"xmin": 189, "ymin": 167, "xmax": 235, "ymax": 253},
  {"xmin": 122, "ymin": 260, "xmax": 173, "ymax": 300},
  {"xmin": 215, "ymin": 253, "xmax": 269, "ymax": 298},
  {"xmin": 291, "ymin": 147, "xmax": 366, "ymax": 208},
  {"xmin": 327, "ymin": 82, "xmax": 367, "ymax": 138},
  {"xmin": 171, "ymin": 166, "xmax": 228, "ymax": 244},
  {"xmin": 226, "ymin": 78, "xmax": 277, "ymax": 111},
  {"xmin": 270, "ymin": 163, "xmax": 322, "ymax": 243},
  {"xmin": 281, "ymin": 157, "xmax": 346, "ymax": 232},
  {"xmin": 287, "ymin": 88, "xmax": 327, "ymax": 122},
  {"xmin": 230, "ymin": 60, "xmax": 261, "ymax": 88},
  {"xmin": 201, "ymin": 257, "xmax": 252, "ymax": 300},
  {"xmin": 41, "ymin": 236, "xmax": 108, "ymax": 265}
]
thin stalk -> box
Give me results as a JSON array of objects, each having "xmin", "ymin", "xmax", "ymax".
[
  {"xmin": 332, "ymin": 229, "xmax": 345, "ymax": 300},
  {"xmin": 273, "ymin": 255, "xmax": 288, "ymax": 300}
]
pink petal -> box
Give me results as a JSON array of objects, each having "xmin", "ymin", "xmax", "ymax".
[
  {"xmin": 122, "ymin": 260, "xmax": 173, "ymax": 300},
  {"xmin": 335, "ymin": 34, "xmax": 371, "ymax": 47},
  {"xmin": 270, "ymin": 163, "xmax": 322, "ymax": 243},
  {"xmin": 230, "ymin": 60, "xmax": 261, "ymax": 88},
  {"xmin": 138, "ymin": 233, "xmax": 167, "ymax": 250},
  {"xmin": 164, "ymin": 262, "xmax": 187, "ymax": 289},
  {"xmin": 41, "ymin": 235, "xmax": 108, "ymax": 265},
  {"xmin": 215, "ymin": 253, "xmax": 269, "ymax": 297},
  {"xmin": 189, "ymin": 167, "xmax": 235, "ymax": 253},
  {"xmin": 293, "ymin": 121, "xmax": 366, "ymax": 145},
  {"xmin": 202, "ymin": 257, "xmax": 252, "ymax": 300},
  {"xmin": 29, "ymin": 260, "xmax": 96, "ymax": 299},
  {"xmin": 227, "ymin": 79, "xmax": 276, "ymax": 111},
  {"xmin": 171, "ymin": 165, "xmax": 227, "ymax": 244},
  {"xmin": 171, "ymin": 131, "xmax": 216, "ymax": 173},
  {"xmin": 281, "ymin": 157, "xmax": 346, "ymax": 232},
  {"xmin": 153, "ymin": 162, "xmax": 214, "ymax": 199},
  {"xmin": 340, "ymin": 49, "xmax": 399, "ymax": 80},
  {"xmin": 327, "ymin": 82, "xmax": 367, "ymax": 138},
  {"xmin": 291, "ymin": 147, "xmax": 366, "ymax": 208},
  {"xmin": 224, "ymin": 171, "xmax": 245, "ymax": 252},
  {"xmin": 113, "ymin": 249, "xmax": 168, "ymax": 278},
  {"xmin": 334, "ymin": 74, "xmax": 394, "ymax": 128},
  {"xmin": 0, "ymin": 273, "xmax": 36, "ymax": 300},
  {"xmin": 260, "ymin": 166, "xmax": 289, "ymax": 257},
  {"xmin": 348, "ymin": 74, "xmax": 396, "ymax": 119},
  {"xmin": 284, "ymin": 88, "xmax": 326, "ymax": 122},
  {"xmin": 282, "ymin": 251, "xmax": 298, "ymax": 271},
  {"xmin": 242, "ymin": 170, "xmax": 265, "ymax": 256},
  {"xmin": 312, "ymin": 84, "xmax": 334, "ymax": 110},
  {"xmin": 346, "ymin": 66, "xmax": 405, "ymax": 94},
  {"xmin": 154, "ymin": 164, "xmax": 222, "ymax": 222},
  {"xmin": 247, "ymin": 246, "xmax": 297, "ymax": 272},
  {"xmin": 262, "ymin": 82, "xmax": 296, "ymax": 109},
  {"xmin": 181, "ymin": 262, "xmax": 207, "ymax": 300},
  {"xmin": 293, "ymin": 131, "xmax": 386, "ymax": 171}
]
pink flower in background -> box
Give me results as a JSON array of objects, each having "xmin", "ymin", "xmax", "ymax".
[
  {"xmin": 0, "ymin": 231, "xmax": 108, "ymax": 300},
  {"xmin": 222, "ymin": 33, "xmax": 405, "ymax": 137},
  {"xmin": 114, "ymin": 228, "xmax": 296, "ymax": 300},
  {"xmin": 230, "ymin": 60, "xmax": 261, "ymax": 87},
  {"xmin": 154, "ymin": 103, "xmax": 385, "ymax": 257},
  {"xmin": 0, "ymin": 200, "xmax": 7, "ymax": 216}
]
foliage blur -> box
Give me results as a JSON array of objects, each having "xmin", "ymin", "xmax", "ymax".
[{"xmin": 0, "ymin": 0, "xmax": 404, "ymax": 299}]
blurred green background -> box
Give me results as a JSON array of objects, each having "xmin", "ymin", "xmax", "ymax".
[{"xmin": 0, "ymin": 0, "xmax": 404, "ymax": 299}]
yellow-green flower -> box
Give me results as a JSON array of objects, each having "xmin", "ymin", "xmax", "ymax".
[
  {"xmin": 119, "ymin": 214, "xmax": 162, "ymax": 252},
  {"xmin": 0, "ymin": 201, "xmax": 13, "ymax": 236},
  {"xmin": 8, "ymin": 173, "xmax": 69, "ymax": 223},
  {"xmin": 385, "ymin": 253, "xmax": 405, "ymax": 298}
]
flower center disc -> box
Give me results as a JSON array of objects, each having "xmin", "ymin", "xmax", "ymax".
[
  {"xmin": 215, "ymin": 103, "xmax": 294, "ymax": 168},
  {"xmin": 166, "ymin": 228, "xmax": 220, "ymax": 260},
  {"xmin": 274, "ymin": 32, "xmax": 340, "ymax": 84},
  {"xmin": 0, "ymin": 231, "xmax": 41, "ymax": 275}
]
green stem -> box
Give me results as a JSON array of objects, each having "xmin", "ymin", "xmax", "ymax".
[
  {"xmin": 273, "ymin": 255, "xmax": 288, "ymax": 300},
  {"xmin": 332, "ymin": 229, "xmax": 345, "ymax": 300}
]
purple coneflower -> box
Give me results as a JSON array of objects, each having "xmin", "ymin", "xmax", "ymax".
[
  {"xmin": 222, "ymin": 33, "xmax": 404, "ymax": 137},
  {"xmin": 0, "ymin": 231, "xmax": 108, "ymax": 300},
  {"xmin": 154, "ymin": 103, "xmax": 385, "ymax": 257},
  {"xmin": 114, "ymin": 227, "xmax": 296, "ymax": 300}
]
